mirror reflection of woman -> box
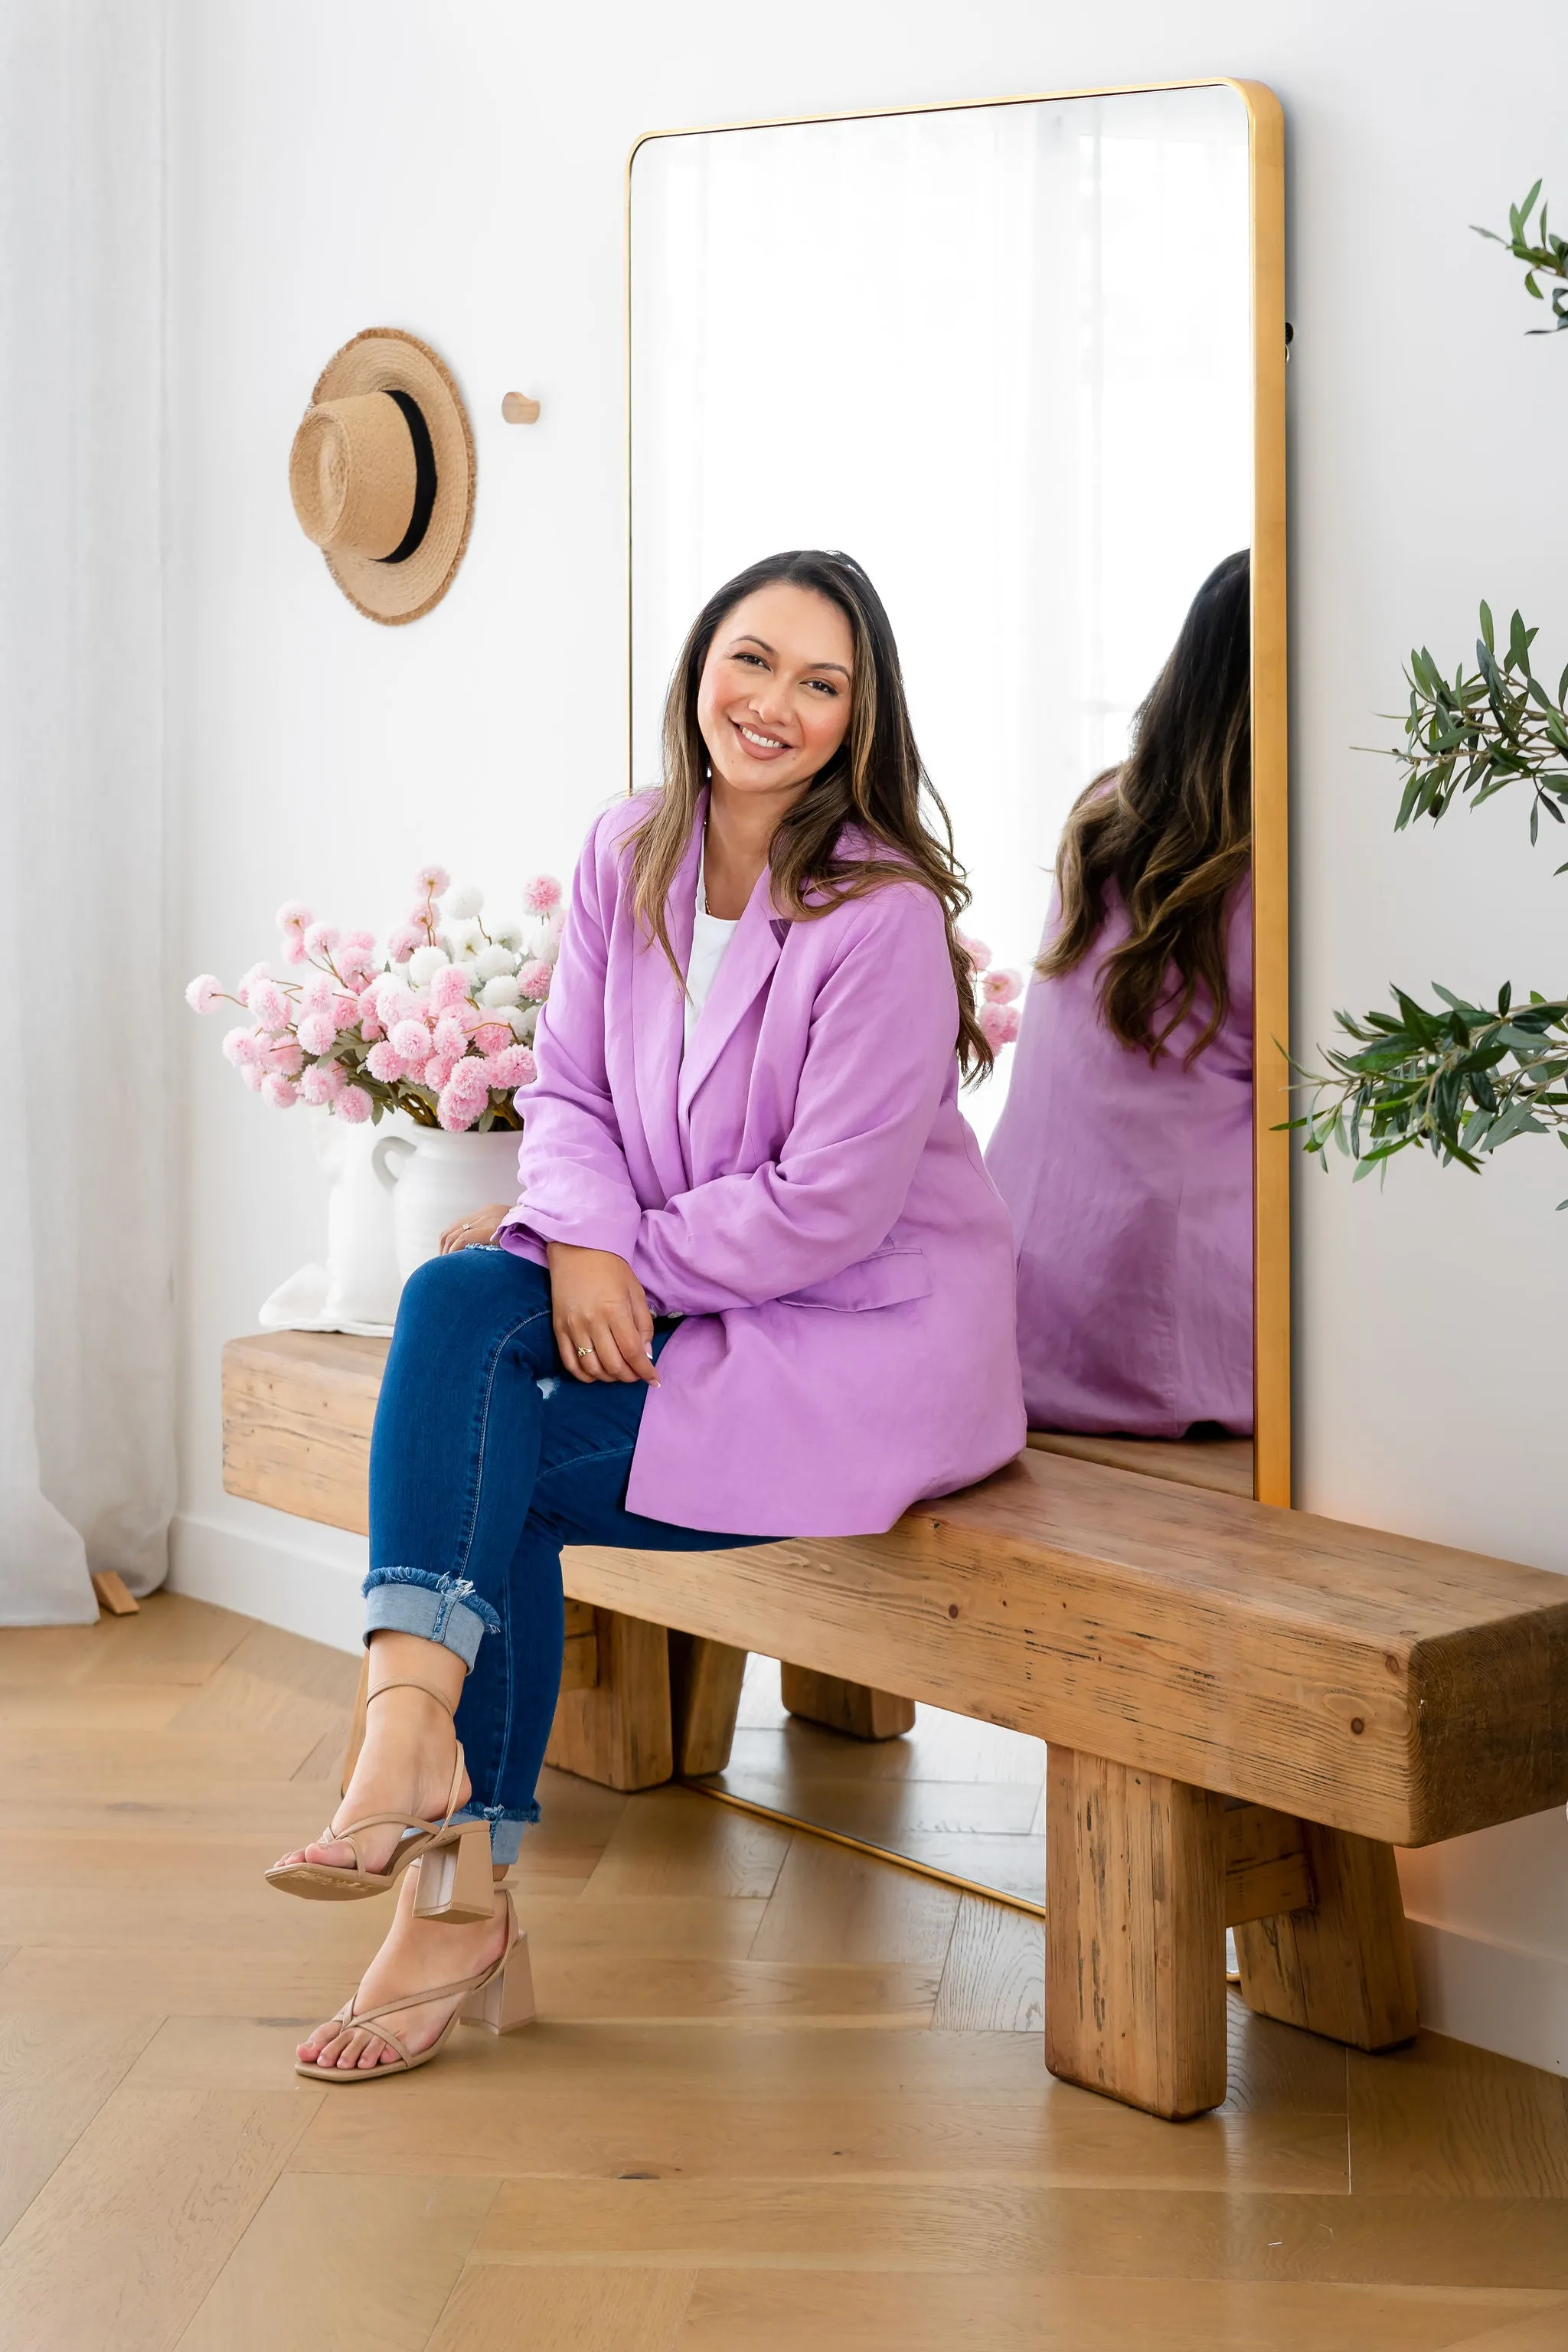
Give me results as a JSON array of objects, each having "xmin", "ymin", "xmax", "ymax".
[
  {"xmin": 271, "ymin": 549, "xmax": 1024, "ymax": 2080},
  {"xmin": 985, "ymin": 550, "xmax": 1253, "ymax": 1440}
]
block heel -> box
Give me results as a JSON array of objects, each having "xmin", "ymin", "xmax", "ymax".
[
  {"xmin": 413, "ymin": 1819, "xmax": 495, "ymax": 1924},
  {"xmin": 462, "ymin": 1928, "xmax": 536, "ymax": 2034}
]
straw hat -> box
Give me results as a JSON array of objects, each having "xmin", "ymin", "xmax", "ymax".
[{"xmin": 288, "ymin": 328, "xmax": 475, "ymax": 626}]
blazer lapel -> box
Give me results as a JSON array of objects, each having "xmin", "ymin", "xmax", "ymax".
[
  {"xmin": 677, "ymin": 861, "xmax": 786, "ymax": 1129},
  {"xmin": 631, "ymin": 805, "xmax": 701, "ymax": 1201}
]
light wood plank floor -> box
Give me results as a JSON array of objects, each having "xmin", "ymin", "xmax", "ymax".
[{"xmin": 2, "ymin": 1591, "xmax": 1566, "ymax": 2352}]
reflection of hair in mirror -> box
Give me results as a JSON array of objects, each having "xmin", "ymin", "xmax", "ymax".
[
  {"xmin": 627, "ymin": 548, "xmax": 993, "ymax": 1080},
  {"xmin": 1041, "ymin": 549, "xmax": 1250, "ymax": 1063}
]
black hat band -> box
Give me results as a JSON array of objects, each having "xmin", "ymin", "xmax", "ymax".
[{"xmin": 377, "ymin": 388, "xmax": 437, "ymax": 564}]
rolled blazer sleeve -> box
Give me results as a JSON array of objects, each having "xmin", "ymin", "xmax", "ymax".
[
  {"xmin": 633, "ymin": 884, "xmax": 957, "ymax": 1314},
  {"xmin": 512, "ymin": 816, "xmax": 644, "ymax": 1263}
]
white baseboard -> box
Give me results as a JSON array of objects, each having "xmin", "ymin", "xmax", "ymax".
[
  {"xmin": 1406, "ymin": 1914, "xmax": 1568, "ymax": 2078},
  {"xmin": 168, "ymin": 1509, "xmax": 366, "ymax": 1655}
]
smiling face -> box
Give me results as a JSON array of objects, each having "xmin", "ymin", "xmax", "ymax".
[{"xmin": 695, "ymin": 583, "xmax": 856, "ymax": 808}]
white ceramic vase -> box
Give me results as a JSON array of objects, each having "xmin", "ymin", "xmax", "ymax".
[{"xmin": 373, "ymin": 1125, "xmax": 524, "ymax": 1282}]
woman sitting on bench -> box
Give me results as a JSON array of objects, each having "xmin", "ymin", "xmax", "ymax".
[{"xmin": 268, "ymin": 547, "xmax": 1026, "ymax": 2081}]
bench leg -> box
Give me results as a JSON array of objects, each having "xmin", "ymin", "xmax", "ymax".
[
  {"xmin": 779, "ymin": 1663, "xmax": 916, "ymax": 1740},
  {"xmin": 669, "ymin": 1633, "xmax": 748, "ymax": 1775},
  {"xmin": 1233, "ymin": 1824, "xmax": 1418, "ymax": 2050},
  {"xmin": 546, "ymin": 1606, "xmax": 675, "ymax": 1792},
  {"xmin": 1044, "ymin": 1745, "xmax": 1228, "ymax": 2118}
]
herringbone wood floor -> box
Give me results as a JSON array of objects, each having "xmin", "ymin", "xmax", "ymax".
[{"xmin": 2, "ymin": 1591, "xmax": 1567, "ymax": 2350}]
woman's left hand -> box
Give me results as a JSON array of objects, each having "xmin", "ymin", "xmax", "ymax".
[{"xmin": 439, "ymin": 1203, "xmax": 513, "ymax": 1253}]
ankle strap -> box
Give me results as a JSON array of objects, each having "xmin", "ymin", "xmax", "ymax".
[{"xmin": 366, "ymin": 1678, "xmax": 456, "ymax": 1718}]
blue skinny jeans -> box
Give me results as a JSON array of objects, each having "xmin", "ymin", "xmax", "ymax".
[{"xmin": 364, "ymin": 1246, "xmax": 744, "ymax": 1863}]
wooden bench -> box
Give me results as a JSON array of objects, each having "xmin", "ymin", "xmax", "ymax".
[{"xmin": 221, "ymin": 1328, "xmax": 1568, "ymax": 2120}]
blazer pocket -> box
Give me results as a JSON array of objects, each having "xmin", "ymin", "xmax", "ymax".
[{"xmin": 779, "ymin": 1248, "xmax": 931, "ymax": 1312}]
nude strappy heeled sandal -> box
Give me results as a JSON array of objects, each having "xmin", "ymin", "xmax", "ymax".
[
  {"xmin": 264, "ymin": 1680, "xmax": 492, "ymax": 1923},
  {"xmin": 296, "ymin": 1888, "xmax": 536, "ymax": 2084}
]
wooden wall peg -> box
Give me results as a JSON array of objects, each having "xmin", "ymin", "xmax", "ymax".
[{"xmin": 501, "ymin": 392, "xmax": 541, "ymax": 423}]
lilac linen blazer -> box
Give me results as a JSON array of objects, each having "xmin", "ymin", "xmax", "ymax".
[
  {"xmin": 985, "ymin": 880, "xmax": 1253, "ymax": 1440},
  {"xmin": 499, "ymin": 792, "xmax": 1025, "ymax": 1537}
]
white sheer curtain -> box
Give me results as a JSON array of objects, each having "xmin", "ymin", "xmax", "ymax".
[
  {"xmin": 0, "ymin": 1, "xmax": 174, "ymax": 1622},
  {"xmin": 630, "ymin": 91, "xmax": 1253, "ymax": 1145}
]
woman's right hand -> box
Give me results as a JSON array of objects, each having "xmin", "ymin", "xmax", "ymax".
[
  {"xmin": 439, "ymin": 1202, "xmax": 513, "ymax": 1254},
  {"xmin": 546, "ymin": 1241, "xmax": 658, "ymax": 1385}
]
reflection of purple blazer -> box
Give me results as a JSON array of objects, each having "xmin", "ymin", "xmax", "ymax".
[
  {"xmin": 501, "ymin": 792, "xmax": 1025, "ymax": 1536},
  {"xmin": 985, "ymin": 880, "xmax": 1253, "ymax": 1439}
]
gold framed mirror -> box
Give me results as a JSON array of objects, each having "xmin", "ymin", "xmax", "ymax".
[{"xmin": 627, "ymin": 82, "xmax": 1288, "ymax": 1904}]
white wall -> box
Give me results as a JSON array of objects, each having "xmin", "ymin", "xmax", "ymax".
[{"xmin": 164, "ymin": 0, "xmax": 1568, "ymax": 2074}]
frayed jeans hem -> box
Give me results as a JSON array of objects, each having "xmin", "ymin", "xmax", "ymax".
[{"xmin": 361, "ymin": 1568, "xmax": 501, "ymax": 1671}]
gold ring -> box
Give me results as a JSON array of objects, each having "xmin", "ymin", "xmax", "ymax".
[{"xmin": 577, "ymin": 1344, "xmax": 594, "ymax": 1358}]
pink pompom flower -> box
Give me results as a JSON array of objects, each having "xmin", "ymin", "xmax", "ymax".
[
  {"xmin": 303, "ymin": 922, "xmax": 340, "ymax": 961},
  {"xmin": 299, "ymin": 969, "xmax": 335, "ymax": 1012},
  {"xmin": 428, "ymin": 963, "xmax": 473, "ymax": 1014},
  {"xmin": 485, "ymin": 1044, "xmax": 534, "ymax": 1089},
  {"xmin": 262, "ymin": 1073, "xmax": 301, "ymax": 1109},
  {"xmin": 472, "ymin": 1021, "xmax": 513, "ymax": 1057},
  {"xmin": 220, "ymin": 1025, "xmax": 256, "ymax": 1067},
  {"xmin": 509, "ymin": 1050, "xmax": 538, "ymax": 1101},
  {"xmin": 266, "ymin": 1039, "xmax": 305, "ymax": 1076},
  {"xmin": 388, "ymin": 925, "xmax": 423, "ymax": 965},
  {"xmin": 241, "ymin": 1060, "xmax": 266, "ymax": 1093},
  {"xmin": 390, "ymin": 1018, "xmax": 433, "ymax": 1063},
  {"xmin": 956, "ymin": 930, "xmax": 992, "ymax": 975},
  {"xmin": 424, "ymin": 1054, "xmax": 459, "ymax": 1090},
  {"xmin": 516, "ymin": 959, "xmax": 553, "ymax": 1002},
  {"xmin": 296, "ymin": 1011, "xmax": 338, "ymax": 1055},
  {"xmin": 366, "ymin": 1040, "xmax": 407, "ymax": 1083},
  {"xmin": 413, "ymin": 864, "xmax": 450, "ymax": 897},
  {"xmin": 249, "ymin": 978, "xmax": 292, "ymax": 1033},
  {"xmin": 433, "ymin": 1012, "xmax": 468, "ymax": 1060},
  {"xmin": 299, "ymin": 1061, "xmax": 347, "ymax": 1106},
  {"xmin": 335, "ymin": 1084, "xmax": 373, "ymax": 1124},
  {"xmin": 185, "ymin": 973, "xmax": 224, "ymax": 1015},
  {"xmin": 521, "ymin": 874, "xmax": 563, "ymax": 913},
  {"xmin": 276, "ymin": 900, "xmax": 312, "ymax": 937},
  {"xmin": 978, "ymin": 1000, "xmax": 1021, "ymax": 1050},
  {"xmin": 235, "ymin": 961, "xmax": 270, "ymax": 1007},
  {"xmin": 337, "ymin": 929, "xmax": 377, "ymax": 978},
  {"xmin": 982, "ymin": 966, "xmax": 1023, "ymax": 1005},
  {"xmin": 332, "ymin": 991, "xmax": 361, "ymax": 1028}
]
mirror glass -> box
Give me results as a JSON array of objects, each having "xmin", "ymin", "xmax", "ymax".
[{"xmin": 631, "ymin": 87, "xmax": 1268, "ymax": 1905}]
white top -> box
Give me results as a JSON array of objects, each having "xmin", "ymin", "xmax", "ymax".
[{"xmin": 684, "ymin": 844, "xmax": 740, "ymax": 1045}]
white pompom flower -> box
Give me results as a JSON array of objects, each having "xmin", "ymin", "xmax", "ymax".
[
  {"xmin": 490, "ymin": 917, "xmax": 525, "ymax": 952},
  {"xmin": 472, "ymin": 944, "xmax": 516, "ymax": 982},
  {"xmin": 508, "ymin": 1004, "xmax": 539, "ymax": 1040},
  {"xmin": 445, "ymin": 883, "xmax": 485, "ymax": 920},
  {"xmin": 445, "ymin": 918, "xmax": 485, "ymax": 960},
  {"xmin": 481, "ymin": 974, "xmax": 522, "ymax": 1008},
  {"xmin": 407, "ymin": 944, "xmax": 451, "ymax": 985}
]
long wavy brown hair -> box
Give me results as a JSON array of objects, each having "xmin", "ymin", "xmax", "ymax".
[
  {"xmin": 1040, "ymin": 549, "xmax": 1251, "ymax": 1063},
  {"xmin": 628, "ymin": 549, "xmax": 991, "ymax": 1078}
]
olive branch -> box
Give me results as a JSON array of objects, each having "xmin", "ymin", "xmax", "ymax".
[
  {"xmin": 1290, "ymin": 187, "xmax": 1568, "ymax": 1198},
  {"xmin": 1473, "ymin": 180, "xmax": 1568, "ymax": 332}
]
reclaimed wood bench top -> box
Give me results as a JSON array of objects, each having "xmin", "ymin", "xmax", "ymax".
[{"xmin": 222, "ymin": 1328, "xmax": 1568, "ymax": 1850}]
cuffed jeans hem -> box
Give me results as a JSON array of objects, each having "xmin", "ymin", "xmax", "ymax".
[
  {"xmin": 361, "ymin": 1568, "xmax": 501, "ymax": 1671},
  {"xmin": 452, "ymin": 1802, "xmax": 541, "ymax": 1866}
]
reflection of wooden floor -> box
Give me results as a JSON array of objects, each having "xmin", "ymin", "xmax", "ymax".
[
  {"xmin": 4, "ymin": 1592, "xmax": 1568, "ymax": 2350},
  {"xmin": 1027, "ymin": 1426, "xmax": 1256, "ymax": 1498},
  {"xmin": 712, "ymin": 1657, "xmax": 1046, "ymax": 1905}
]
